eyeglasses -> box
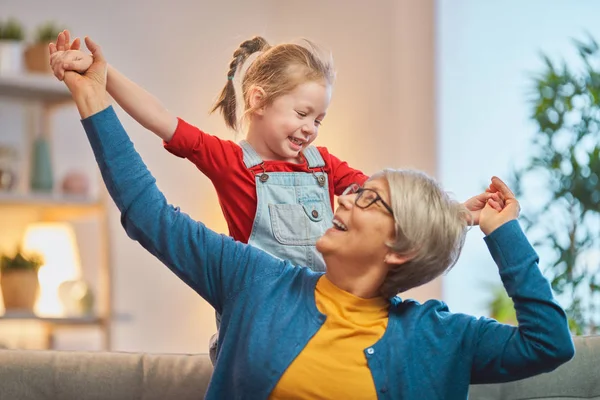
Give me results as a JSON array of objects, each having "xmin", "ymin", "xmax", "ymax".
[{"xmin": 342, "ymin": 183, "xmax": 394, "ymax": 216}]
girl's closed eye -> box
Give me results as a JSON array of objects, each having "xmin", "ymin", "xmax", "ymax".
[{"xmin": 296, "ymin": 110, "xmax": 307, "ymax": 117}]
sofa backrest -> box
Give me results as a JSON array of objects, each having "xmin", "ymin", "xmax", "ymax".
[
  {"xmin": 0, "ymin": 349, "xmax": 213, "ymax": 400},
  {"xmin": 0, "ymin": 335, "xmax": 598, "ymax": 400}
]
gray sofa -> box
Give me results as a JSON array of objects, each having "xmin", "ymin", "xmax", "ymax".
[{"xmin": 0, "ymin": 336, "xmax": 597, "ymax": 399}]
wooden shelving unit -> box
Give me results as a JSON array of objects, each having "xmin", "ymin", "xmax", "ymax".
[{"xmin": 0, "ymin": 73, "xmax": 112, "ymax": 350}]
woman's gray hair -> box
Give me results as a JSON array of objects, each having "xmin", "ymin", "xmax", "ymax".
[{"xmin": 375, "ymin": 169, "xmax": 471, "ymax": 298}]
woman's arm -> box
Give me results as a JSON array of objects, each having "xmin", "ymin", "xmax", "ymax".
[
  {"xmin": 466, "ymin": 220, "xmax": 575, "ymax": 383},
  {"xmin": 82, "ymin": 106, "xmax": 281, "ymax": 312},
  {"xmin": 459, "ymin": 177, "xmax": 574, "ymax": 383}
]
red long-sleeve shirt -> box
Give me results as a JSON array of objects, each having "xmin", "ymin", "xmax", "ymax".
[{"xmin": 164, "ymin": 118, "xmax": 368, "ymax": 243}]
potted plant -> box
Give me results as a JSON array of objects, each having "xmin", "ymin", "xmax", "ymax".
[
  {"xmin": 485, "ymin": 284, "xmax": 517, "ymax": 326},
  {"xmin": 0, "ymin": 18, "xmax": 25, "ymax": 74},
  {"xmin": 511, "ymin": 34, "xmax": 600, "ymax": 334},
  {"xmin": 0, "ymin": 248, "xmax": 43, "ymax": 312},
  {"xmin": 24, "ymin": 21, "xmax": 65, "ymax": 74}
]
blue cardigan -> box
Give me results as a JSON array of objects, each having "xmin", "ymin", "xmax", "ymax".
[{"xmin": 82, "ymin": 106, "xmax": 574, "ymax": 399}]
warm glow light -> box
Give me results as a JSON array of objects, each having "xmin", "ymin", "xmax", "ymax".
[{"xmin": 21, "ymin": 223, "xmax": 82, "ymax": 316}]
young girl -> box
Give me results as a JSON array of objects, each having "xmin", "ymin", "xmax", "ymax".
[
  {"xmin": 51, "ymin": 30, "xmax": 365, "ymax": 273},
  {"xmin": 50, "ymin": 31, "xmax": 497, "ymax": 363}
]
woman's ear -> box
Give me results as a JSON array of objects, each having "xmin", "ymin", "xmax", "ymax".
[
  {"xmin": 248, "ymin": 85, "xmax": 266, "ymax": 115},
  {"xmin": 384, "ymin": 251, "xmax": 415, "ymax": 267}
]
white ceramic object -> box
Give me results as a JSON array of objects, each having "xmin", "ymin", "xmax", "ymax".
[
  {"xmin": 0, "ymin": 40, "xmax": 24, "ymax": 75},
  {"xmin": 58, "ymin": 279, "xmax": 94, "ymax": 316}
]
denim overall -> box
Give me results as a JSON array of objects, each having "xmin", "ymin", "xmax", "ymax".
[
  {"xmin": 209, "ymin": 140, "xmax": 334, "ymax": 363},
  {"xmin": 241, "ymin": 140, "xmax": 333, "ymax": 271}
]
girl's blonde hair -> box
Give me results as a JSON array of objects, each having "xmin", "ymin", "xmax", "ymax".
[{"xmin": 211, "ymin": 36, "xmax": 335, "ymax": 131}]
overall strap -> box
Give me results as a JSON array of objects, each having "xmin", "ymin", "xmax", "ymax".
[
  {"xmin": 302, "ymin": 146, "xmax": 326, "ymax": 168},
  {"xmin": 239, "ymin": 140, "xmax": 264, "ymax": 168}
]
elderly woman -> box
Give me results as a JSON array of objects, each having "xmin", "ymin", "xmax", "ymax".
[{"xmin": 55, "ymin": 37, "xmax": 574, "ymax": 400}]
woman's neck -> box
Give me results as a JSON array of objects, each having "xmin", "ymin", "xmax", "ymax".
[{"xmin": 323, "ymin": 257, "xmax": 388, "ymax": 299}]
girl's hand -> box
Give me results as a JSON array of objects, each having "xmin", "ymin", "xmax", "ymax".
[
  {"xmin": 49, "ymin": 29, "xmax": 91, "ymax": 81},
  {"xmin": 479, "ymin": 176, "xmax": 520, "ymax": 236},
  {"xmin": 463, "ymin": 191, "xmax": 504, "ymax": 226},
  {"xmin": 50, "ymin": 49, "xmax": 94, "ymax": 81}
]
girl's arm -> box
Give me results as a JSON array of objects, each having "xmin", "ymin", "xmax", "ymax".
[
  {"xmin": 105, "ymin": 64, "xmax": 178, "ymax": 142},
  {"xmin": 51, "ymin": 49, "xmax": 177, "ymax": 142}
]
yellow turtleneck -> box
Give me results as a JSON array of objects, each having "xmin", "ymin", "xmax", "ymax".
[{"xmin": 269, "ymin": 275, "xmax": 389, "ymax": 399}]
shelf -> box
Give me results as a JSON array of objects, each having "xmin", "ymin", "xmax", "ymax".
[
  {"xmin": 0, "ymin": 311, "xmax": 131, "ymax": 324},
  {"xmin": 0, "ymin": 73, "xmax": 72, "ymax": 104},
  {"xmin": 0, "ymin": 192, "xmax": 103, "ymax": 218},
  {"xmin": 0, "ymin": 192, "xmax": 101, "ymax": 208},
  {"xmin": 0, "ymin": 192, "xmax": 103, "ymax": 219},
  {"xmin": 0, "ymin": 311, "xmax": 103, "ymax": 326}
]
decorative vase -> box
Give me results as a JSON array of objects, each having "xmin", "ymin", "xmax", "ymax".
[
  {"xmin": 30, "ymin": 136, "xmax": 53, "ymax": 192},
  {"xmin": 0, "ymin": 270, "xmax": 39, "ymax": 312}
]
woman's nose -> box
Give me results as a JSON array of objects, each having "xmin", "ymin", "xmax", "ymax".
[{"xmin": 337, "ymin": 193, "xmax": 354, "ymax": 209}]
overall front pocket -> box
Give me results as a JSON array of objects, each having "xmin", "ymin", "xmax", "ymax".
[{"xmin": 269, "ymin": 201, "xmax": 330, "ymax": 246}]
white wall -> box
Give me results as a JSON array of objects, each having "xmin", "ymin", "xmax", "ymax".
[
  {"xmin": 437, "ymin": 0, "xmax": 600, "ymax": 316},
  {"xmin": 0, "ymin": 0, "xmax": 437, "ymax": 353}
]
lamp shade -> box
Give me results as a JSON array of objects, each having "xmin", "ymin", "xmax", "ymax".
[{"xmin": 21, "ymin": 222, "xmax": 82, "ymax": 316}]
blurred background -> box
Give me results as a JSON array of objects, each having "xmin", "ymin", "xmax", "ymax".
[{"xmin": 0, "ymin": 0, "xmax": 598, "ymax": 353}]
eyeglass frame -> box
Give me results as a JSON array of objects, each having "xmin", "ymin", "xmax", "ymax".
[{"xmin": 342, "ymin": 183, "xmax": 394, "ymax": 216}]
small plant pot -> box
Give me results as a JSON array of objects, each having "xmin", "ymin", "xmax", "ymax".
[
  {"xmin": 24, "ymin": 43, "xmax": 52, "ymax": 74},
  {"xmin": 0, "ymin": 40, "xmax": 24, "ymax": 74},
  {"xmin": 0, "ymin": 269, "xmax": 39, "ymax": 311}
]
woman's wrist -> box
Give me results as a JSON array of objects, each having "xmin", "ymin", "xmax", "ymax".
[{"xmin": 74, "ymin": 89, "xmax": 111, "ymax": 119}]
